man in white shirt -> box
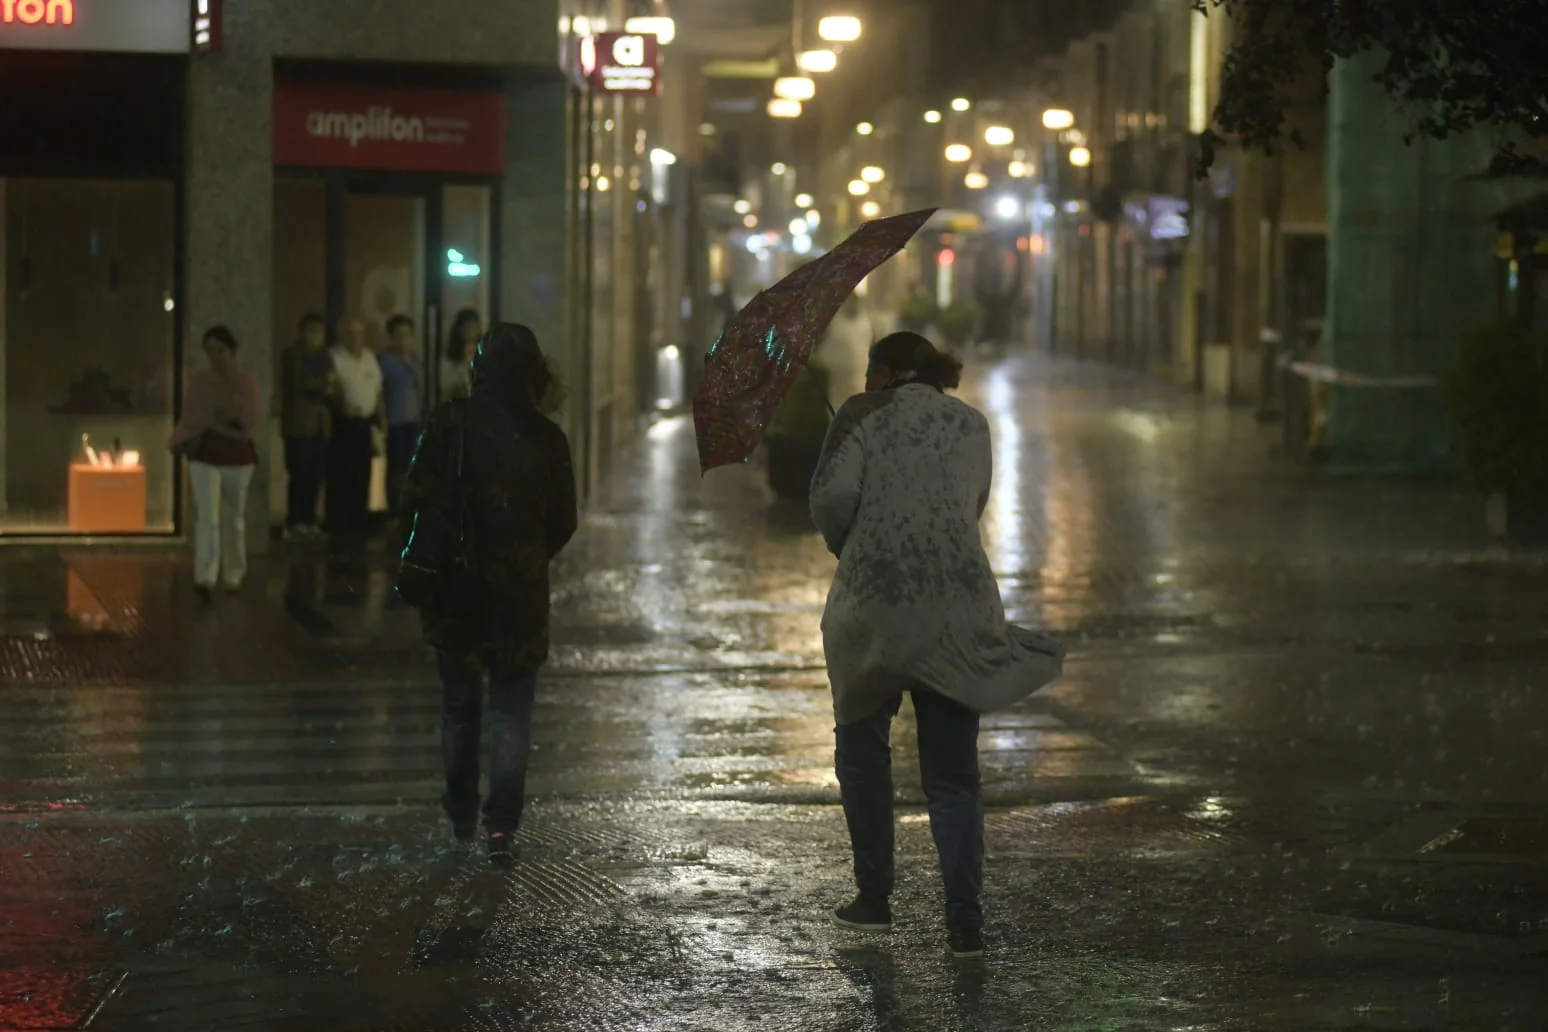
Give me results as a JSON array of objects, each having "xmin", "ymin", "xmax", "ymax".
[{"xmin": 325, "ymin": 315, "xmax": 384, "ymax": 535}]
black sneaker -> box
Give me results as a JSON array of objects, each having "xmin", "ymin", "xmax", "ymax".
[
  {"xmin": 947, "ymin": 927, "xmax": 985, "ymax": 959},
  {"xmin": 832, "ymin": 894, "xmax": 893, "ymax": 932},
  {"xmin": 486, "ymin": 831, "xmax": 514, "ymax": 867},
  {"xmin": 194, "ymin": 585, "xmax": 215, "ymax": 607},
  {"xmin": 451, "ymin": 819, "xmax": 477, "ymax": 843}
]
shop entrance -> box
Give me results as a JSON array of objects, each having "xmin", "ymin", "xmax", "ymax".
[
  {"xmin": 275, "ymin": 176, "xmax": 494, "ymax": 398},
  {"xmin": 272, "ymin": 175, "xmax": 495, "ymax": 520}
]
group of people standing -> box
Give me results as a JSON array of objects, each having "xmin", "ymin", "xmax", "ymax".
[
  {"xmin": 278, "ymin": 307, "xmax": 483, "ymax": 540},
  {"xmin": 167, "ymin": 306, "xmax": 487, "ymax": 602}
]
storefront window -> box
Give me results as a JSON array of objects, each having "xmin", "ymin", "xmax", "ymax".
[
  {"xmin": 442, "ymin": 184, "xmax": 491, "ymax": 346},
  {"xmin": 1, "ymin": 178, "xmax": 177, "ymax": 534}
]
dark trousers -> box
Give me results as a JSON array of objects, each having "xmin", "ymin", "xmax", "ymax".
[
  {"xmin": 385, "ymin": 422, "xmax": 421, "ymax": 513},
  {"xmin": 436, "ymin": 650, "xmax": 538, "ymax": 833},
  {"xmin": 765, "ymin": 435, "xmax": 822, "ymax": 501},
  {"xmin": 325, "ymin": 416, "xmax": 374, "ymax": 535},
  {"xmin": 835, "ymin": 689, "xmax": 984, "ymax": 931},
  {"xmin": 283, "ymin": 436, "xmax": 328, "ymax": 528}
]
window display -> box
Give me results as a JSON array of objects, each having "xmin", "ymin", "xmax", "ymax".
[{"xmin": 1, "ymin": 178, "xmax": 176, "ymax": 534}]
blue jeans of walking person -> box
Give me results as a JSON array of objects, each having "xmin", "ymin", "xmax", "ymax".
[
  {"xmin": 436, "ymin": 650, "xmax": 538, "ymax": 835},
  {"xmin": 835, "ymin": 688, "xmax": 985, "ymax": 931}
]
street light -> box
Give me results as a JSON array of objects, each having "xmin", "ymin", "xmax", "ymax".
[
  {"xmin": 733, "ymin": 199, "xmax": 752, "ymax": 214},
  {"xmin": 774, "ymin": 76, "xmax": 816, "ymax": 101},
  {"xmin": 1008, "ymin": 159, "xmax": 1033, "ymax": 178},
  {"xmin": 944, "ymin": 143, "xmax": 972, "ymax": 163},
  {"xmin": 995, "ymin": 196, "xmax": 1020, "ymax": 219},
  {"xmin": 624, "ymin": 16, "xmax": 675, "ymax": 44},
  {"xmin": 1069, "ymin": 145, "xmax": 1092, "ymax": 167},
  {"xmin": 984, "ymin": 125, "xmax": 1015, "ymax": 147},
  {"xmin": 790, "ymin": 217, "xmax": 809, "ymax": 235},
  {"xmin": 951, "ymin": 97, "xmax": 971, "ymax": 112},
  {"xmin": 806, "ymin": 209, "xmax": 822, "ymax": 226},
  {"xmin": 771, "ymin": 162, "xmax": 787, "ymax": 175},
  {"xmin": 860, "ymin": 165, "xmax": 885, "ymax": 183},
  {"xmin": 860, "ymin": 200, "xmax": 881, "ymax": 218},
  {"xmin": 743, "ymin": 214, "xmax": 758, "ymax": 228},
  {"xmin": 794, "ymin": 192, "xmax": 814, "ymax": 208},
  {"xmin": 923, "ymin": 110, "xmax": 942, "ymax": 124},
  {"xmin": 817, "ymin": 15, "xmax": 862, "ymax": 42},
  {"xmin": 847, "ymin": 179, "xmax": 870, "ymax": 196},
  {"xmin": 767, "ymin": 98, "xmax": 802, "ymax": 118},
  {"xmin": 1042, "ymin": 108, "xmax": 1075, "ymax": 130},
  {"xmin": 797, "ymin": 49, "xmax": 838, "ymax": 73},
  {"xmin": 964, "ymin": 170, "xmax": 989, "ymax": 189},
  {"xmin": 856, "ymin": 121, "xmax": 874, "ymax": 136}
]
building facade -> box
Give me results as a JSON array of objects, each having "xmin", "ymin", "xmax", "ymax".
[{"xmin": 0, "ymin": 0, "xmax": 692, "ymax": 545}]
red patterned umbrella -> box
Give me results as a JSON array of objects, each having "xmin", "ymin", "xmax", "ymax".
[{"xmin": 694, "ymin": 207, "xmax": 936, "ymax": 474}]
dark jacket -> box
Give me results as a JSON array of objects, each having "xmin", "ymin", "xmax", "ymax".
[
  {"xmin": 402, "ymin": 369, "xmax": 578, "ymax": 672},
  {"xmin": 280, "ymin": 342, "xmax": 334, "ymax": 439}
]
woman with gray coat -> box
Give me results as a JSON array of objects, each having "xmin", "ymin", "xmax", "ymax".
[{"xmin": 809, "ymin": 331, "xmax": 1064, "ymax": 959}]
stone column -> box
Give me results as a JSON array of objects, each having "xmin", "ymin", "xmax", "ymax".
[
  {"xmin": 1230, "ymin": 150, "xmax": 1263, "ymax": 403},
  {"xmin": 185, "ymin": 20, "xmax": 275, "ymax": 553},
  {"xmin": 498, "ymin": 74, "xmax": 573, "ymax": 433},
  {"xmin": 1323, "ymin": 50, "xmax": 1501, "ymax": 473}
]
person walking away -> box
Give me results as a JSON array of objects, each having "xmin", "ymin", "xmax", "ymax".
[
  {"xmin": 401, "ymin": 323, "xmax": 577, "ymax": 865},
  {"xmin": 326, "ymin": 315, "xmax": 384, "ymax": 537},
  {"xmin": 378, "ymin": 313, "xmax": 424, "ymax": 520},
  {"xmin": 439, "ymin": 308, "xmax": 481, "ymax": 400},
  {"xmin": 809, "ymin": 331, "xmax": 1064, "ymax": 959},
  {"xmin": 279, "ymin": 312, "xmax": 334, "ymax": 537},
  {"xmin": 764, "ymin": 353, "xmax": 832, "ymax": 502},
  {"xmin": 170, "ymin": 326, "xmax": 261, "ymax": 604}
]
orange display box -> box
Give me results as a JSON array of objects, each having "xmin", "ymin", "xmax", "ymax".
[{"xmin": 67, "ymin": 464, "xmax": 148, "ymax": 533}]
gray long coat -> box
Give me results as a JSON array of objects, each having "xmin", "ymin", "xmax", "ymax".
[{"xmin": 809, "ymin": 383, "xmax": 1065, "ymax": 724}]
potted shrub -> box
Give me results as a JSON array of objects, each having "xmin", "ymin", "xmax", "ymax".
[
  {"xmin": 898, "ymin": 292, "xmax": 938, "ymax": 333},
  {"xmin": 936, "ymin": 300, "xmax": 978, "ymax": 351},
  {"xmin": 1441, "ymin": 319, "xmax": 1548, "ymax": 545}
]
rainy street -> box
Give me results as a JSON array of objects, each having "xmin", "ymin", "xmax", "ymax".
[{"xmin": 3, "ymin": 353, "xmax": 1546, "ymax": 1030}]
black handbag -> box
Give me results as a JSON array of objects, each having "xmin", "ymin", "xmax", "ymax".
[{"xmin": 395, "ymin": 402, "xmax": 476, "ymax": 611}]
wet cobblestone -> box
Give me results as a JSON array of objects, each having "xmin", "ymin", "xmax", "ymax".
[{"xmin": 3, "ymin": 354, "xmax": 1548, "ymax": 1029}]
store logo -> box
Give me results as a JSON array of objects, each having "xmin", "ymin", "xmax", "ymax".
[
  {"xmin": 0, "ymin": 0, "xmax": 74, "ymax": 24},
  {"xmin": 580, "ymin": 32, "xmax": 661, "ymax": 94},
  {"xmin": 306, "ymin": 107, "xmax": 426, "ymax": 148}
]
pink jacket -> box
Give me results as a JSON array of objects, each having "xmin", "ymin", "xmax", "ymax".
[{"xmin": 170, "ymin": 366, "xmax": 261, "ymax": 450}]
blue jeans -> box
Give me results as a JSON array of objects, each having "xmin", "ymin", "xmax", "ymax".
[
  {"xmin": 835, "ymin": 689, "xmax": 984, "ymax": 931},
  {"xmin": 436, "ymin": 650, "xmax": 538, "ymax": 834}
]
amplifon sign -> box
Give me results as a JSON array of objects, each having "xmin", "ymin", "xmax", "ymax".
[
  {"xmin": 274, "ymin": 81, "xmax": 508, "ymax": 175},
  {"xmin": 578, "ymin": 32, "xmax": 662, "ymax": 94},
  {"xmin": 1, "ymin": 1, "xmax": 75, "ymax": 25},
  {"xmin": 0, "ymin": 0, "xmax": 200, "ymax": 52}
]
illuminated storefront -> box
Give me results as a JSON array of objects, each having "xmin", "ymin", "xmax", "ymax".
[
  {"xmin": 2, "ymin": 0, "xmax": 579, "ymax": 543},
  {"xmin": 0, "ymin": 0, "xmax": 206, "ymax": 535}
]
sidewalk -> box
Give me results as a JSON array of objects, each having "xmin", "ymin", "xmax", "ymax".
[{"xmin": 4, "ymin": 352, "xmax": 1548, "ymax": 1030}]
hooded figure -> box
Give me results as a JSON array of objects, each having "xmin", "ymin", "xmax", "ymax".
[
  {"xmin": 401, "ymin": 322, "xmax": 578, "ymax": 863},
  {"xmin": 808, "ymin": 330, "xmax": 1064, "ymax": 959}
]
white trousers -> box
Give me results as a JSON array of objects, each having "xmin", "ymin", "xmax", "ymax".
[{"xmin": 187, "ymin": 461, "xmax": 255, "ymax": 588}]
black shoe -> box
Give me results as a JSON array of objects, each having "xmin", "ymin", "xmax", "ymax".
[
  {"xmin": 832, "ymin": 894, "xmax": 893, "ymax": 932},
  {"xmin": 947, "ymin": 927, "xmax": 984, "ymax": 959},
  {"xmin": 451, "ymin": 819, "xmax": 477, "ymax": 843},
  {"xmin": 194, "ymin": 585, "xmax": 215, "ymax": 607},
  {"xmin": 486, "ymin": 831, "xmax": 514, "ymax": 867}
]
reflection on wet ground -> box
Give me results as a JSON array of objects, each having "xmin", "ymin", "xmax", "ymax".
[{"xmin": 3, "ymin": 354, "xmax": 1548, "ymax": 1029}]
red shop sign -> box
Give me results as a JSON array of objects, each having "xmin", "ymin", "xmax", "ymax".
[
  {"xmin": 578, "ymin": 32, "xmax": 661, "ymax": 95},
  {"xmin": 273, "ymin": 81, "xmax": 507, "ymax": 174}
]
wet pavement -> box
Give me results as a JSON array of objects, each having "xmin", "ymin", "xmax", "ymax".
[{"xmin": 4, "ymin": 352, "xmax": 1548, "ymax": 1030}]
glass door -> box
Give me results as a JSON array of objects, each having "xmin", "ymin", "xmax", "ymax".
[{"xmin": 341, "ymin": 185, "xmax": 434, "ymax": 516}]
